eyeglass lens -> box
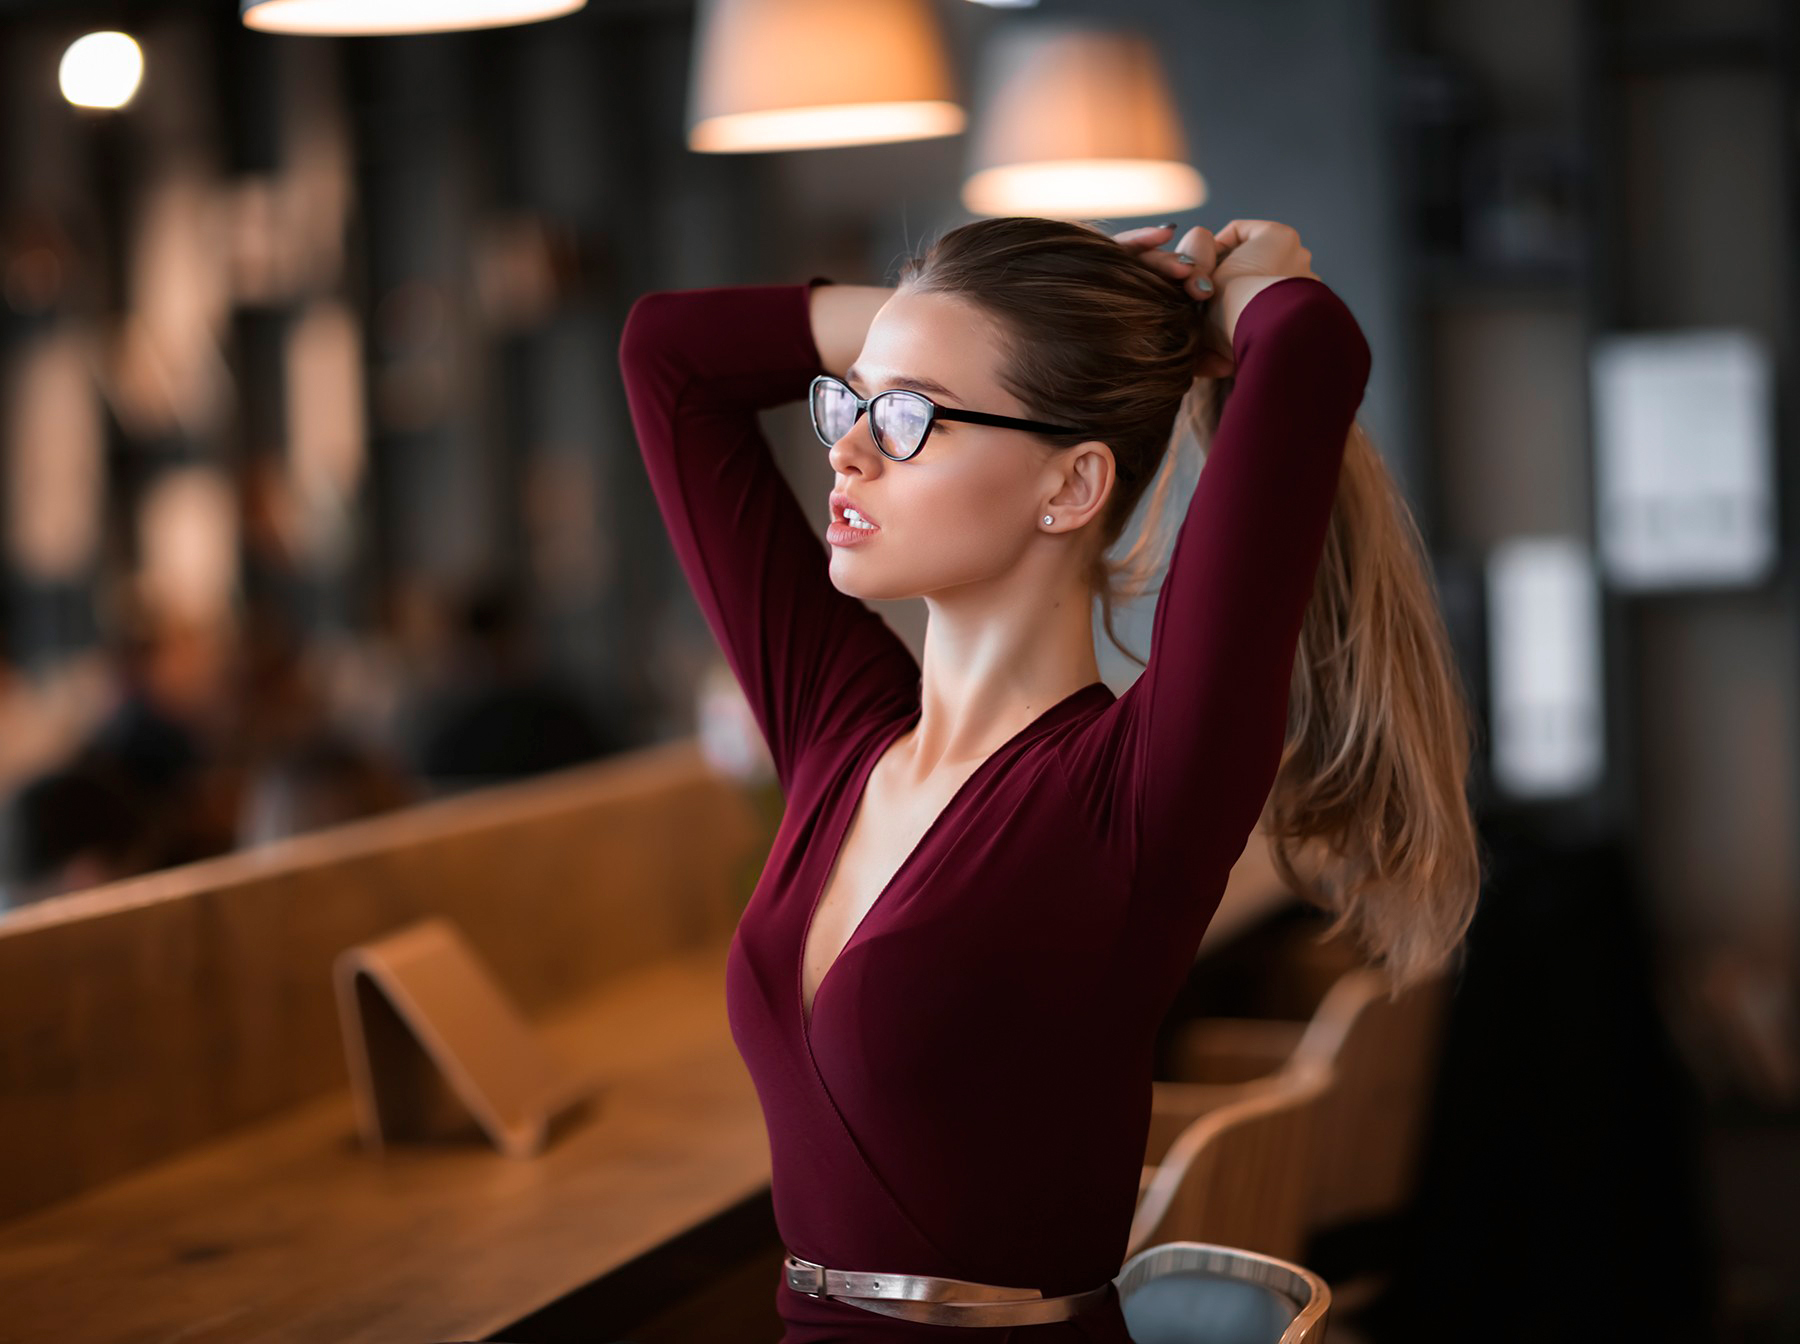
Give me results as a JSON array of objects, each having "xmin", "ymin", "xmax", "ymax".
[{"xmin": 812, "ymin": 379, "xmax": 930, "ymax": 459}]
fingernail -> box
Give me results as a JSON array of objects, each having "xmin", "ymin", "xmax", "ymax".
[
  {"xmin": 1156, "ymin": 221, "xmax": 1178, "ymax": 229},
  {"xmin": 1173, "ymin": 253, "xmax": 1195, "ymax": 265},
  {"xmin": 1194, "ymin": 275, "xmax": 1214, "ymax": 294}
]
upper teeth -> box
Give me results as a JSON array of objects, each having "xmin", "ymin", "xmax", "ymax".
[{"xmin": 845, "ymin": 508, "xmax": 875, "ymax": 530}]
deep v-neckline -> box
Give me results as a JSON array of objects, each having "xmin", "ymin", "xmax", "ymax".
[{"xmin": 796, "ymin": 680, "xmax": 1111, "ymax": 1046}]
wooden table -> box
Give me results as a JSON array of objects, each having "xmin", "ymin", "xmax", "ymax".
[{"xmin": 0, "ymin": 941, "xmax": 772, "ymax": 1344}]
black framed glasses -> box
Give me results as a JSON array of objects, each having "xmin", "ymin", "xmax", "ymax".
[{"xmin": 808, "ymin": 374, "xmax": 1090, "ymax": 462}]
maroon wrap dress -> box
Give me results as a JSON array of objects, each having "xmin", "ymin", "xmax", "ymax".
[{"xmin": 617, "ymin": 271, "xmax": 1372, "ymax": 1341}]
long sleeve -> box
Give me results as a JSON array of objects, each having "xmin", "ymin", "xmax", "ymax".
[
  {"xmin": 618, "ymin": 279, "xmax": 921, "ymax": 794},
  {"xmin": 1083, "ymin": 275, "xmax": 1373, "ymax": 905}
]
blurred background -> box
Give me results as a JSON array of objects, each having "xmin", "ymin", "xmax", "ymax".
[{"xmin": 0, "ymin": 0, "xmax": 1794, "ymax": 1337}]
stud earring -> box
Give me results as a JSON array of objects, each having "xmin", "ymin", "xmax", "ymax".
[{"xmin": 1043, "ymin": 515, "xmax": 1053, "ymax": 526}]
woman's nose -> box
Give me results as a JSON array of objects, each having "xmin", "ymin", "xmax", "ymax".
[{"xmin": 828, "ymin": 423, "xmax": 878, "ymax": 471}]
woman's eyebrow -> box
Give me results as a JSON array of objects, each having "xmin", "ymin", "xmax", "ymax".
[{"xmin": 843, "ymin": 364, "xmax": 963, "ymax": 404}]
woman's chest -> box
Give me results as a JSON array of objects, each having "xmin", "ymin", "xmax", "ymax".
[
  {"xmin": 735, "ymin": 736, "xmax": 1131, "ymax": 1061},
  {"xmin": 799, "ymin": 751, "xmax": 985, "ymax": 1025}
]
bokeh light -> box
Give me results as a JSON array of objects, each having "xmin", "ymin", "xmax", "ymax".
[{"xmin": 58, "ymin": 32, "xmax": 143, "ymax": 111}]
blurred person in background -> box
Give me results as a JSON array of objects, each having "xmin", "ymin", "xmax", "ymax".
[
  {"xmin": 412, "ymin": 578, "xmax": 623, "ymax": 792},
  {"xmin": 229, "ymin": 596, "xmax": 423, "ymax": 848},
  {"xmin": 77, "ymin": 596, "xmax": 239, "ymax": 869},
  {"xmin": 0, "ymin": 751, "xmax": 158, "ymax": 910},
  {"xmin": 237, "ymin": 733, "xmax": 419, "ymax": 847}
]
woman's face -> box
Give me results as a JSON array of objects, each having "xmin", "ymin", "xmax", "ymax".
[{"xmin": 825, "ymin": 287, "xmax": 1110, "ymax": 602}]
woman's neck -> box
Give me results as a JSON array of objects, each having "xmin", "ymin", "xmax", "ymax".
[{"xmin": 905, "ymin": 576, "xmax": 1103, "ymax": 778}]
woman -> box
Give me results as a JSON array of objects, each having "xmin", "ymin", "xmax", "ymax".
[{"xmin": 617, "ymin": 215, "xmax": 1481, "ymax": 1341}]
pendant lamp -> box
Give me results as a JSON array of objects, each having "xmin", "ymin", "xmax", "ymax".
[
  {"xmin": 687, "ymin": 0, "xmax": 964, "ymax": 153},
  {"xmin": 240, "ymin": 0, "xmax": 584, "ymax": 36},
  {"xmin": 962, "ymin": 22, "xmax": 1205, "ymax": 220}
]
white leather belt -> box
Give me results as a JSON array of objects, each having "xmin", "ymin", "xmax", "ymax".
[{"xmin": 782, "ymin": 1251, "xmax": 1115, "ymax": 1327}]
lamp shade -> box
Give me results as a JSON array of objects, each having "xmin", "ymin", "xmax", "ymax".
[
  {"xmin": 687, "ymin": 0, "xmax": 964, "ymax": 152},
  {"xmin": 961, "ymin": 22, "xmax": 1205, "ymax": 219},
  {"xmin": 240, "ymin": 0, "xmax": 584, "ymax": 36}
]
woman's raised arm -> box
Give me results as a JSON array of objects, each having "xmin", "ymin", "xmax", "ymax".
[
  {"xmin": 617, "ymin": 279, "xmax": 920, "ymax": 792},
  {"xmin": 1093, "ymin": 270, "xmax": 1372, "ymax": 915},
  {"xmin": 808, "ymin": 283, "xmax": 893, "ymax": 375}
]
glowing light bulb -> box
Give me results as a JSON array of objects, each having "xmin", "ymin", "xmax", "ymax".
[
  {"xmin": 59, "ymin": 32, "xmax": 144, "ymax": 111},
  {"xmin": 240, "ymin": 0, "xmax": 585, "ymax": 35}
]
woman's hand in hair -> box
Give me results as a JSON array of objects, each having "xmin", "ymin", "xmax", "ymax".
[
  {"xmin": 1206, "ymin": 219, "xmax": 1322, "ymax": 352},
  {"xmin": 1111, "ymin": 223, "xmax": 1234, "ymax": 379},
  {"xmin": 1112, "ymin": 222, "xmax": 1219, "ymax": 291}
]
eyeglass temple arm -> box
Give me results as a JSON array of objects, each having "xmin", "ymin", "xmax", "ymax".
[{"xmin": 935, "ymin": 407, "xmax": 1088, "ymax": 436}]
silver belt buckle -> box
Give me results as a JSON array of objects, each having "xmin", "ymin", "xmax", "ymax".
[{"xmin": 785, "ymin": 1254, "xmax": 828, "ymax": 1298}]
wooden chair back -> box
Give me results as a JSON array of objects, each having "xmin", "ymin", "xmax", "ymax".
[
  {"xmin": 1289, "ymin": 966, "xmax": 1452, "ymax": 1227},
  {"xmin": 1166, "ymin": 963, "xmax": 1452, "ymax": 1231},
  {"xmin": 1129, "ymin": 1060, "xmax": 1333, "ymax": 1262}
]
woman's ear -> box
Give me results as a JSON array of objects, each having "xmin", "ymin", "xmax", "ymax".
[{"xmin": 1046, "ymin": 440, "xmax": 1115, "ymax": 529}]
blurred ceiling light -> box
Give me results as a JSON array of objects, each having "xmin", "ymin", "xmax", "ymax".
[
  {"xmin": 59, "ymin": 32, "xmax": 143, "ymax": 111},
  {"xmin": 688, "ymin": 0, "xmax": 964, "ymax": 152},
  {"xmin": 240, "ymin": 0, "xmax": 584, "ymax": 36},
  {"xmin": 962, "ymin": 23, "xmax": 1205, "ymax": 220},
  {"xmin": 966, "ymin": 0, "xmax": 1038, "ymax": 6}
]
